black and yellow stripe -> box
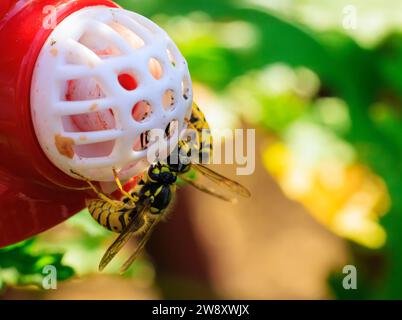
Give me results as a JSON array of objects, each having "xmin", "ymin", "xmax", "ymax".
[
  {"xmin": 87, "ymin": 199, "xmax": 134, "ymax": 233},
  {"xmin": 185, "ymin": 102, "xmax": 213, "ymax": 164}
]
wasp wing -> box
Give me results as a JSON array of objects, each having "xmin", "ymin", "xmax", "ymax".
[
  {"xmin": 192, "ymin": 164, "xmax": 251, "ymax": 198},
  {"xmin": 181, "ymin": 176, "xmax": 237, "ymax": 203},
  {"xmin": 120, "ymin": 215, "xmax": 163, "ymax": 273},
  {"xmin": 99, "ymin": 204, "xmax": 148, "ymax": 272}
]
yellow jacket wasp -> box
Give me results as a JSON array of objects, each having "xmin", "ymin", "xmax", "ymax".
[{"xmin": 71, "ymin": 102, "xmax": 250, "ymax": 273}]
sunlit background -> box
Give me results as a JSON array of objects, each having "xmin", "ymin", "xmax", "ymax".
[{"xmin": 1, "ymin": 0, "xmax": 402, "ymax": 299}]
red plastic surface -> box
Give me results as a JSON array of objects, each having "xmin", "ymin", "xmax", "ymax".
[{"xmin": 0, "ymin": 0, "xmax": 120, "ymax": 248}]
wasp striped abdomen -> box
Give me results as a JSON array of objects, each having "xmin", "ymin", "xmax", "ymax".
[
  {"xmin": 87, "ymin": 199, "xmax": 136, "ymax": 233},
  {"xmin": 187, "ymin": 102, "xmax": 213, "ymax": 164}
]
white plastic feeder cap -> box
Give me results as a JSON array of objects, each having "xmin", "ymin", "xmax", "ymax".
[{"xmin": 31, "ymin": 6, "xmax": 193, "ymax": 182}]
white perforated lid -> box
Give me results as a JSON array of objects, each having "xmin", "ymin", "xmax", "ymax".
[{"xmin": 31, "ymin": 6, "xmax": 193, "ymax": 182}]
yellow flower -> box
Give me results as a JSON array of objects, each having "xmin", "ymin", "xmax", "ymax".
[{"xmin": 263, "ymin": 141, "xmax": 390, "ymax": 249}]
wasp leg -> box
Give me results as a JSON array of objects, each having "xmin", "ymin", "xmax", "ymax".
[
  {"xmin": 70, "ymin": 169, "xmax": 119, "ymax": 208},
  {"xmin": 112, "ymin": 168, "xmax": 139, "ymax": 204},
  {"xmin": 52, "ymin": 182, "xmax": 91, "ymax": 191}
]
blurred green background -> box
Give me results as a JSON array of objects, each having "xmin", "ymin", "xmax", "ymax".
[{"xmin": 2, "ymin": 0, "xmax": 402, "ymax": 299}]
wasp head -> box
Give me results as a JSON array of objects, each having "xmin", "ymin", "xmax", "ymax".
[{"xmin": 148, "ymin": 162, "xmax": 177, "ymax": 185}]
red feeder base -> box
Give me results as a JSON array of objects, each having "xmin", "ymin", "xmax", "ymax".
[{"xmin": 0, "ymin": 0, "xmax": 120, "ymax": 247}]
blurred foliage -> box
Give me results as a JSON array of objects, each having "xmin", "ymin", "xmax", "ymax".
[
  {"xmin": 0, "ymin": 239, "xmax": 74, "ymax": 291},
  {"xmin": 1, "ymin": 0, "xmax": 402, "ymax": 299}
]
